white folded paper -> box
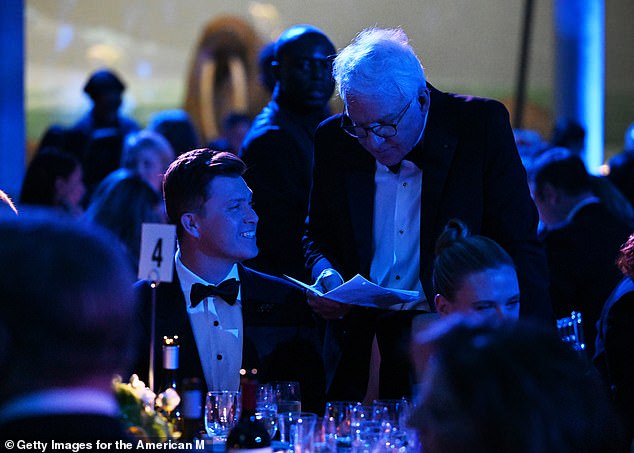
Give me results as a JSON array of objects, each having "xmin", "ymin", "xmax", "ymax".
[{"xmin": 284, "ymin": 273, "xmax": 429, "ymax": 311}]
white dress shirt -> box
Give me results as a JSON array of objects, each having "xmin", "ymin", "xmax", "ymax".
[
  {"xmin": 175, "ymin": 250, "xmax": 243, "ymax": 391},
  {"xmin": 369, "ymin": 159, "xmax": 424, "ymax": 298}
]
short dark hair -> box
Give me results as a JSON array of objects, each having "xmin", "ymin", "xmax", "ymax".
[
  {"xmin": 528, "ymin": 147, "xmax": 592, "ymax": 198},
  {"xmin": 19, "ymin": 147, "xmax": 80, "ymax": 206},
  {"xmin": 0, "ymin": 212, "xmax": 136, "ymax": 392},
  {"xmin": 433, "ymin": 219, "xmax": 515, "ymax": 301},
  {"xmin": 163, "ymin": 148, "xmax": 246, "ymax": 239},
  {"xmin": 410, "ymin": 315, "xmax": 626, "ymax": 453}
]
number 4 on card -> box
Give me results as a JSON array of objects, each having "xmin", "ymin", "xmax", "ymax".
[{"xmin": 138, "ymin": 223, "xmax": 176, "ymax": 282}]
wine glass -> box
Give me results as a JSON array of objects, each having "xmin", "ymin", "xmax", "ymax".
[
  {"xmin": 255, "ymin": 406, "xmax": 278, "ymax": 440},
  {"xmin": 256, "ymin": 383, "xmax": 278, "ymax": 439},
  {"xmin": 204, "ymin": 390, "xmax": 241, "ymax": 444}
]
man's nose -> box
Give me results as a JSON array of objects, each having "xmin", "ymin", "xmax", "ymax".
[
  {"xmin": 309, "ymin": 59, "xmax": 331, "ymax": 78},
  {"xmin": 245, "ymin": 207, "xmax": 258, "ymax": 224},
  {"xmin": 362, "ymin": 131, "xmax": 385, "ymax": 151}
]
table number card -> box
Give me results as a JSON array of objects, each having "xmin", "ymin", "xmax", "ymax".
[{"xmin": 138, "ymin": 223, "xmax": 176, "ymax": 282}]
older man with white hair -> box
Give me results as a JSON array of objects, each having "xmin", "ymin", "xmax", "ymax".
[{"xmin": 304, "ymin": 27, "xmax": 550, "ymax": 402}]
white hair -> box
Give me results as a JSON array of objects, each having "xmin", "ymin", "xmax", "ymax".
[{"xmin": 333, "ymin": 27, "xmax": 426, "ymax": 103}]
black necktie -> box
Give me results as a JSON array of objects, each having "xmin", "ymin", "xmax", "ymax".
[{"xmin": 190, "ymin": 279, "xmax": 240, "ymax": 307}]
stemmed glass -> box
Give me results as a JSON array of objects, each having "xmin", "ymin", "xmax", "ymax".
[
  {"xmin": 256, "ymin": 383, "xmax": 278, "ymax": 440},
  {"xmin": 204, "ymin": 390, "xmax": 241, "ymax": 444}
]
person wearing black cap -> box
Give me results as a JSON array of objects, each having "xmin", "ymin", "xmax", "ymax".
[
  {"xmin": 77, "ymin": 68, "xmax": 139, "ymax": 135},
  {"xmin": 62, "ymin": 68, "xmax": 141, "ymax": 195}
]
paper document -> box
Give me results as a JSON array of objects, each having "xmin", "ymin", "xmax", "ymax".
[{"xmin": 283, "ymin": 273, "xmax": 429, "ymax": 311}]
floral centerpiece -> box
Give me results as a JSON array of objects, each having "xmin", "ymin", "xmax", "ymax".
[{"xmin": 113, "ymin": 374, "xmax": 182, "ymax": 441}]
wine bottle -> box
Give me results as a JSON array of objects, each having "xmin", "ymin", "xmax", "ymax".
[
  {"xmin": 226, "ymin": 379, "xmax": 272, "ymax": 453},
  {"xmin": 181, "ymin": 377, "xmax": 204, "ymax": 441},
  {"xmin": 158, "ymin": 335, "xmax": 183, "ymax": 433}
]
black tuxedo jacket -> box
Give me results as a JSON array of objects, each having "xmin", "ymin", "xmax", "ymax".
[
  {"xmin": 542, "ymin": 202, "xmax": 632, "ymax": 357},
  {"xmin": 304, "ymin": 84, "xmax": 551, "ymax": 320},
  {"xmin": 303, "ymin": 85, "xmax": 551, "ymax": 398},
  {"xmin": 594, "ymin": 276, "xmax": 634, "ymax": 443},
  {"xmin": 134, "ymin": 264, "xmax": 326, "ymax": 413},
  {"xmin": 241, "ymin": 100, "xmax": 329, "ymax": 280}
]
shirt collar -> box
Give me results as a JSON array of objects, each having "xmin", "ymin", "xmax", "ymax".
[{"xmin": 175, "ymin": 249, "xmax": 240, "ymax": 301}]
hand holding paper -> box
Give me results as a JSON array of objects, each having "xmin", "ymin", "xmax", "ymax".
[{"xmin": 285, "ymin": 273, "xmax": 429, "ymax": 311}]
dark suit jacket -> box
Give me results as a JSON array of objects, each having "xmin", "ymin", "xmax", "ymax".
[
  {"xmin": 594, "ymin": 276, "xmax": 634, "ymax": 443},
  {"xmin": 542, "ymin": 202, "xmax": 631, "ymax": 358},
  {"xmin": 0, "ymin": 414, "xmax": 132, "ymax": 443},
  {"xmin": 134, "ymin": 264, "xmax": 326, "ymax": 413},
  {"xmin": 304, "ymin": 84, "xmax": 550, "ymax": 319},
  {"xmin": 303, "ymin": 85, "xmax": 551, "ymax": 398},
  {"xmin": 241, "ymin": 100, "xmax": 329, "ymax": 280}
]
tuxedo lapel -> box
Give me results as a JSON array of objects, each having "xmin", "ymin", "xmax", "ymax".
[
  {"xmin": 345, "ymin": 163, "xmax": 375, "ymax": 275},
  {"xmin": 152, "ymin": 274, "xmax": 205, "ymax": 384},
  {"xmin": 419, "ymin": 86, "xmax": 458, "ymax": 253}
]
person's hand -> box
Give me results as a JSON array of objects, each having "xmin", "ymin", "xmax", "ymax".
[
  {"xmin": 311, "ymin": 268, "xmax": 344, "ymax": 294},
  {"xmin": 306, "ymin": 268, "xmax": 350, "ymax": 320},
  {"xmin": 306, "ymin": 292, "xmax": 352, "ymax": 320}
]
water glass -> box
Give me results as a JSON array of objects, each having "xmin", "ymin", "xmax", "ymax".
[
  {"xmin": 372, "ymin": 398, "xmax": 412, "ymax": 449},
  {"xmin": 271, "ymin": 381, "xmax": 302, "ymax": 414},
  {"xmin": 323, "ymin": 401, "xmax": 356, "ymax": 451},
  {"xmin": 205, "ymin": 390, "xmax": 241, "ymax": 443},
  {"xmin": 351, "ymin": 420, "xmax": 381, "ymax": 453},
  {"xmin": 278, "ymin": 411, "xmax": 317, "ymax": 452}
]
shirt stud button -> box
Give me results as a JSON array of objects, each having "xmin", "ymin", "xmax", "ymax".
[
  {"xmin": 395, "ymin": 275, "xmax": 401, "ymax": 280},
  {"xmin": 213, "ymin": 320, "xmax": 219, "ymax": 326},
  {"xmin": 217, "ymin": 354, "xmax": 223, "ymax": 360}
]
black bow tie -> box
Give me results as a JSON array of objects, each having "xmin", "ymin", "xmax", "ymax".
[{"xmin": 190, "ymin": 279, "xmax": 240, "ymax": 307}]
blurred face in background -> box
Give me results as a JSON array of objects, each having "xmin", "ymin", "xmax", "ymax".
[
  {"xmin": 54, "ymin": 164, "xmax": 86, "ymax": 210},
  {"xmin": 434, "ymin": 265, "xmax": 520, "ymax": 321},
  {"xmin": 274, "ymin": 32, "xmax": 336, "ymax": 110},
  {"xmin": 132, "ymin": 147, "xmax": 166, "ymax": 193}
]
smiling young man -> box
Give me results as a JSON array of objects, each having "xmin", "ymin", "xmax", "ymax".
[
  {"xmin": 303, "ymin": 27, "xmax": 550, "ymax": 402},
  {"xmin": 136, "ymin": 149, "xmax": 325, "ymax": 413}
]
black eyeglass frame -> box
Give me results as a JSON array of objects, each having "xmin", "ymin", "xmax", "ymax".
[{"xmin": 340, "ymin": 98, "xmax": 414, "ymax": 139}]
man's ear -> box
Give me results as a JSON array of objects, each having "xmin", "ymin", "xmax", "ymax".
[
  {"xmin": 180, "ymin": 213, "xmax": 200, "ymax": 239},
  {"xmin": 434, "ymin": 294, "xmax": 452, "ymax": 317},
  {"xmin": 418, "ymin": 87, "xmax": 430, "ymax": 110}
]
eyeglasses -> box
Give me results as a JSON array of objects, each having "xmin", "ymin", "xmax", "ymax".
[{"xmin": 340, "ymin": 98, "xmax": 413, "ymax": 139}]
